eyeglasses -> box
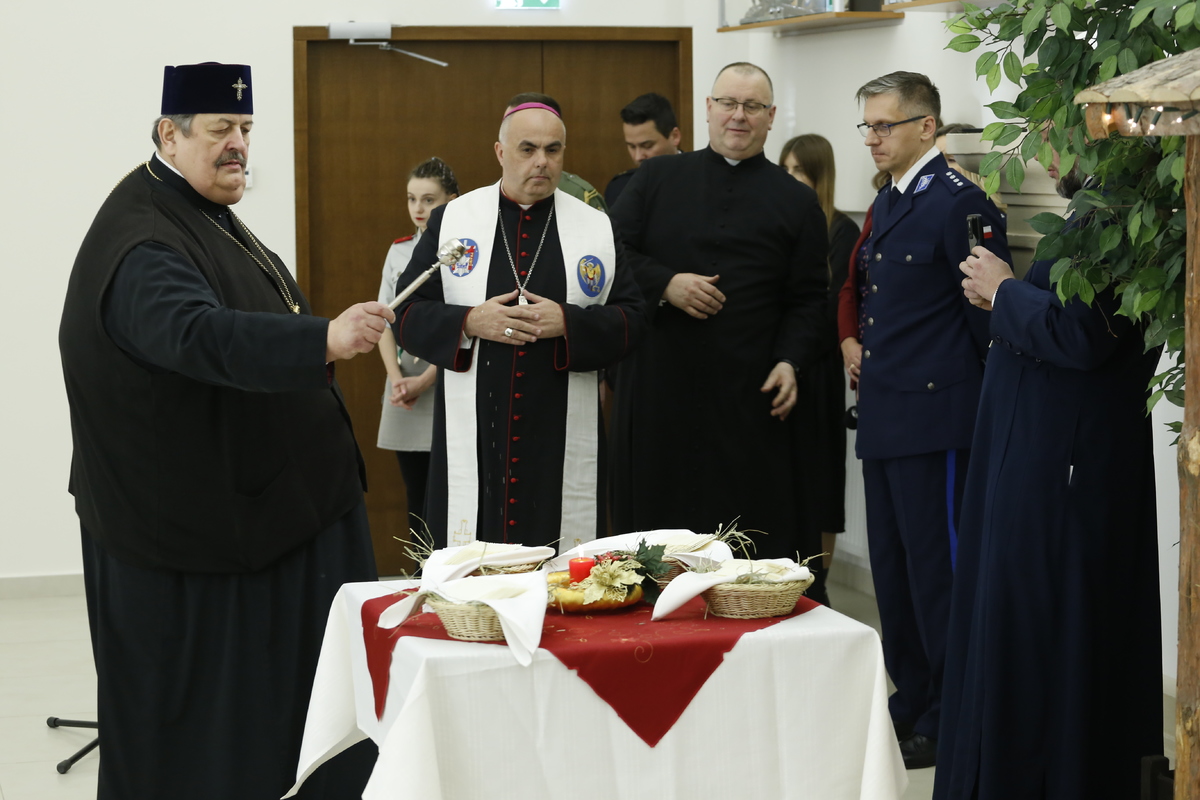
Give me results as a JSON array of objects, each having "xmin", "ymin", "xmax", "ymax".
[
  {"xmin": 711, "ymin": 97, "xmax": 772, "ymax": 117},
  {"xmin": 857, "ymin": 115, "xmax": 928, "ymax": 138}
]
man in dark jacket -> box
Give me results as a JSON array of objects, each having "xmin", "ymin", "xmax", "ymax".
[{"xmin": 59, "ymin": 62, "xmax": 390, "ymax": 799}]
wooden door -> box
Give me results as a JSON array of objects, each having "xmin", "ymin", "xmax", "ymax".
[{"xmin": 295, "ymin": 27, "xmax": 692, "ymax": 575}]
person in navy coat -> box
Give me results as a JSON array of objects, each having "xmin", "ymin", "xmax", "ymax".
[
  {"xmin": 934, "ymin": 159, "xmax": 1163, "ymax": 800},
  {"xmin": 846, "ymin": 71, "xmax": 1010, "ymax": 769}
]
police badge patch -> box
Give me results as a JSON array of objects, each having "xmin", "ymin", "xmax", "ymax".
[
  {"xmin": 449, "ymin": 238, "xmax": 479, "ymax": 277},
  {"xmin": 577, "ymin": 255, "xmax": 605, "ymax": 297},
  {"xmin": 914, "ymin": 174, "xmax": 934, "ymax": 194}
]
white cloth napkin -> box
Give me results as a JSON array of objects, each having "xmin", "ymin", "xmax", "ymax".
[
  {"xmin": 419, "ymin": 542, "xmax": 555, "ymax": 593},
  {"xmin": 651, "ymin": 558, "xmax": 812, "ymax": 620},
  {"xmin": 377, "ymin": 570, "xmax": 549, "ymax": 665},
  {"xmin": 546, "ymin": 529, "xmax": 734, "ymax": 572}
]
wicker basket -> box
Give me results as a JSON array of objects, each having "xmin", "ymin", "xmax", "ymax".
[
  {"xmin": 702, "ymin": 575, "xmax": 815, "ymax": 619},
  {"xmin": 471, "ymin": 561, "xmax": 541, "ymax": 576},
  {"xmin": 654, "ymin": 558, "xmax": 687, "ymax": 590},
  {"xmin": 426, "ymin": 597, "xmax": 506, "ymax": 641}
]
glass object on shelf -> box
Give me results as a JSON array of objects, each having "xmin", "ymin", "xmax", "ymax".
[{"xmin": 739, "ymin": 0, "xmax": 841, "ymax": 25}]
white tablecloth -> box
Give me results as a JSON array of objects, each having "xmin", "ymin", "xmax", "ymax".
[{"xmin": 289, "ymin": 580, "xmax": 906, "ymax": 800}]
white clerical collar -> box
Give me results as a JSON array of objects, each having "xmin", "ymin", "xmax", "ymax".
[
  {"xmin": 892, "ymin": 144, "xmax": 940, "ymax": 194},
  {"xmin": 723, "ymin": 156, "xmax": 741, "ymax": 166},
  {"xmin": 153, "ymin": 151, "xmax": 185, "ymax": 179}
]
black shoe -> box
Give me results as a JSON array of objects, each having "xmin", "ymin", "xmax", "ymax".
[
  {"xmin": 898, "ymin": 732, "xmax": 937, "ymax": 769},
  {"xmin": 892, "ymin": 719, "xmax": 914, "ymax": 741}
]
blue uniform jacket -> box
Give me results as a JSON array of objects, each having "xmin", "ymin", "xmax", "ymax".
[{"xmin": 855, "ymin": 152, "xmax": 1011, "ymax": 460}]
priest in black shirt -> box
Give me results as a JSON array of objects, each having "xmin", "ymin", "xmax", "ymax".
[
  {"xmin": 58, "ymin": 63, "xmax": 388, "ymax": 799},
  {"xmin": 609, "ymin": 63, "xmax": 829, "ymax": 556}
]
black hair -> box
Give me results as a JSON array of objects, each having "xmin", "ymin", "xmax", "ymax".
[
  {"xmin": 619, "ymin": 93, "xmax": 678, "ymax": 139},
  {"xmin": 409, "ymin": 156, "xmax": 459, "ymax": 196}
]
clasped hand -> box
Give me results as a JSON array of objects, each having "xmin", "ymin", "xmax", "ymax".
[
  {"xmin": 464, "ymin": 289, "xmax": 565, "ymax": 344},
  {"xmin": 664, "ymin": 273, "xmax": 725, "ymax": 319},
  {"xmin": 761, "ymin": 361, "xmax": 798, "ymax": 421}
]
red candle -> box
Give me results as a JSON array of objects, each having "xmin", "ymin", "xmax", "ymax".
[{"xmin": 569, "ymin": 557, "xmax": 595, "ymax": 583}]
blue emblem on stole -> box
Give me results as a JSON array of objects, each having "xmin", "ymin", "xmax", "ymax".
[
  {"xmin": 449, "ymin": 238, "xmax": 479, "ymax": 277},
  {"xmin": 914, "ymin": 174, "xmax": 934, "ymax": 195},
  {"xmin": 577, "ymin": 255, "xmax": 605, "ymax": 297}
]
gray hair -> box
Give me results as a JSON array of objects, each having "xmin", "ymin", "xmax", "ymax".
[
  {"xmin": 713, "ymin": 62, "xmax": 774, "ymax": 105},
  {"xmin": 856, "ymin": 72, "xmax": 941, "ymax": 122},
  {"xmin": 151, "ymin": 114, "xmax": 195, "ymax": 148}
]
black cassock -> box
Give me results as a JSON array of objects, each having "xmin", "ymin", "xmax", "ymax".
[
  {"xmin": 395, "ymin": 193, "xmax": 645, "ymax": 548},
  {"xmin": 934, "ymin": 258, "xmax": 1163, "ymax": 800},
  {"xmin": 608, "ymin": 147, "xmax": 828, "ymax": 557}
]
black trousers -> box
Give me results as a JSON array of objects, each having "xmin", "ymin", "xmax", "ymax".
[{"xmin": 83, "ymin": 501, "xmax": 379, "ymax": 800}]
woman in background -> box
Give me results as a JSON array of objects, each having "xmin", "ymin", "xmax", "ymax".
[
  {"xmin": 377, "ymin": 157, "xmax": 459, "ymax": 533},
  {"xmin": 779, "ymin": 134, "xmax": 861, "ymax": 606}
]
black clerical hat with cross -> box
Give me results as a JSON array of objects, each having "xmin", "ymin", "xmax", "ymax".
[{"xmin": 161, "ymin": 63, "xmax": 253, "ymax": 114}]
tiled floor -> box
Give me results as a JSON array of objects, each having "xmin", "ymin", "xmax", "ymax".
[{"xmin": 0, "ymin": 581, "xmax": 1174, "ymax": 800}]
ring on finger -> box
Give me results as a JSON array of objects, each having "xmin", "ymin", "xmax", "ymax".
[{"xmin": 504, "ymin": 326, "xmax": 515, "ymax": 338}]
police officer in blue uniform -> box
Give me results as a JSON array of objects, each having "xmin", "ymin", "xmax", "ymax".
[{"xmin": 844, "ymin": 72, "xmax": 1010, "ymax": 770}]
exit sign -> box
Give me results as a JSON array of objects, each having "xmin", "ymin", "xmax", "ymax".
[{"xmin": 496, "ymin": 0, "xmax": 561, "ymax": 7}]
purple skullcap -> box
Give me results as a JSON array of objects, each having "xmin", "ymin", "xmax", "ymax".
[{"xmin": 504, "ymin": 102, "xmax": 561, "ymax": 119}]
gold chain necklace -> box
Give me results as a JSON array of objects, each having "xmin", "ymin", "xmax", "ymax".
[{"xmin": 203, "ymin": 210, "xmax": 301, "ymax": 314}]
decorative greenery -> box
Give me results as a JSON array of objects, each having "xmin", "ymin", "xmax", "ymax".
[
  {"xmin": 591, "ymin": 541, "xmax": 671, "ymax": 603},
  {"xmin": 947, "ymin": 0, "xmax": 1196, "ymax": 420}
]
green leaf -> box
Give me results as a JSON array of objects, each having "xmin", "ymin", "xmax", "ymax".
[
  {"xmin": 1177, "ymin": 2, "xmax": 1196, "ymax": 28},
  {"xmin": 987, "ymin": 100, "xmax": 1023, "ymax": 119},
  {"xmin": 986, "ymin": 63, "xmax": 1002, "ymax": 92},
  {"xmin": 1006, "ymin": 155, "xmax": 1026, "ymax": 193},
  {"xmin": 1022, "ymin": 130, "xmax": 1043, "ymax": 162},
  {"xmin": 981, "ymin": 121, "xmax": 1006, "ymax": 141},
  {"xmin": 983, "ymin": 170, "xmax": 1001, "ymax": 197},
  {"xmin": 948, "ymin": 33, "xmax": 983, "ymax": 52},
  {"xmin": 1118, "ymin": 48, "xmax": 1139, "ymax": 74},
  {"xmin": 1003, "ymin": 51, "xmax": 1024, "ymax": 85},
  {"xmin": 1098, "ymin": 224, "xmax": 1122, "ymax": 254},
  {"xmin": 994, "ymin": 124, "xmax": 1024, "ymax": 147},
  {"xmin": 1037, "ymin": 140, "xmax": 1054, "ymax": 168},
  {"xmin": 976, "ymin": 50, "xmax": 999, "ymax": 77},
  {"xmin": 1039, "ymin": 34, "xmax": 1063, "ymax": 66},
  {"xmin": 1077, "ymin": 279, "xmax": 1096, "ymax": 306},
  {"xmin": 979, "ymin": 151, "xmax": 1004, "ymax": 175},
  {"xmin": 1090, "ymin": 39, "xmax": 1121, "ymax": 68},
  {"xmin": 1098, "ymin": 54, "xmax": 1118, "ymax": 83},
  {"xmin": 1049, "ymin": 257, "xmax": 1072, "ymax": 283},
  {"xmin": 1172, "ymin": 155, "xmax": 1186, "ymax": 184},
  {"xmin": 1050, "ymin": 1, "xmax": 1072, "ymax": 29},
  {"xmin": 1129, "ymin": 212, "xmax": 1143, "ymax": 243},
  {"xmin": 1135, "ymin": 289, "xmax": 1162, "ymax": 315},
  {"xmin": 1148, "ymin": 388, "xmax": 1165, "ymax": 413},
  {"xmin": 1023, "ymin": 0, "xmax": 1047, "ymax": 37},
  {"xmin": 1029, "ymin": 211, "xmax": 1068, "ymax": 235}
]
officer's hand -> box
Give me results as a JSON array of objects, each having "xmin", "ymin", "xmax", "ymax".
[
  {"xmin": 960, "ymin": 246, "xmax": 1012, "ymax": 311},
  {"xmin": 840, "ymin": 337, "xmax": 863, "ymax": 381},
  {"xmin": 664, "ymin": 273, "xmax": 725, "ymax": 319},
  {"xmin": 327, "ymin": 302, "xmax": 395, "ymax": 362},
  {"xmin": 761, "ymin": 361, "xmax": 798, "ymax": 421},
  {"xmin": 519, "ymin": 290, "xmax": 565, "ymax": 339},
  {"xmin": 464, "ymin": 289, "xmax": 543, "ymax": 344}
]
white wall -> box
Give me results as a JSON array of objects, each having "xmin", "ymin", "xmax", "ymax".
[{"xmin": 0, "ymin": 0, "xmax": 1182, "ymax": 684}]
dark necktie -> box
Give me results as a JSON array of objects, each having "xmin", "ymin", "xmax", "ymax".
[{"xmin": 888, "ymin": 186, "xmax": 902, "ymax": 212}]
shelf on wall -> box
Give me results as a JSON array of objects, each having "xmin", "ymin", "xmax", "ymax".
[
  {"xmin": 880, "ymin": 0, "xmax": 1000, "ymax": 11},
  {"xmin": 718, "ymin": 11, "xmax": 904, "ymax": 35}
]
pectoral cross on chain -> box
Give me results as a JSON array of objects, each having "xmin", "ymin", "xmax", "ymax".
[{"xmin": 232, "ymin": 78, "xmax": 247, "ymax": 101}]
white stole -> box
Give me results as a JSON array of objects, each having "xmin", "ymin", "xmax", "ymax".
[{"xmin": 437, "ymin": 181, "xmax": 616, "ymax": 552}]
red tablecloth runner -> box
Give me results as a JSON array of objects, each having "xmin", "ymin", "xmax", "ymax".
[{"xmin": 361, "ymin": 593, "xmax": 817, "ymax": 746}]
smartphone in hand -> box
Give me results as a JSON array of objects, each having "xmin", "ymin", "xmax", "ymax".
[{"xmin": 967, "ymin": 214, "xmax": 984, "ymax": 251}]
